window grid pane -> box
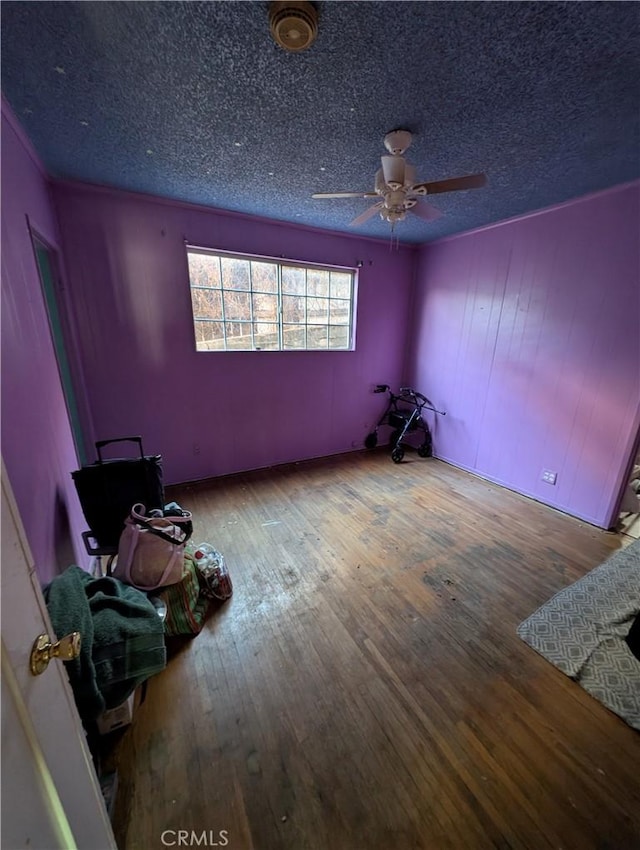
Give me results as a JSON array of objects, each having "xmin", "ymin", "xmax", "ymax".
[
  {"xmin": 188, "ymin": 249, "xmax": 355, "ymax": 352},
  {"xmin": 277, "ymin": 264, "xmax": 283, "ymax": 349},
  {"xmin": 303, "ymin": 269, "xmax": 308, "ymax": 349},
  {"xmin": 329, "ymin": 298, "xmax": 351, "ymax": 325},
  {"xmin": 248, "ymin": 262, "xmax": 255, "ymax": 350},
  {"xmin": 222, "ymin": 290, "xmax": 251, "ymax": 322},
  {"xmin": 218, "ymin": 256, "xmax": 228, "ymax": 349}
]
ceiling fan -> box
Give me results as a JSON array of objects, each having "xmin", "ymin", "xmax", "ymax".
[{"xmin": 312, "ymin": 130, "xmax": 487, "ymax": 229}]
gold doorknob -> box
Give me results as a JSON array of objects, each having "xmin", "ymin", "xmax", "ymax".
[{"xmin": 30, "ymin": 632, "xmax": 81, "ymax": 676}]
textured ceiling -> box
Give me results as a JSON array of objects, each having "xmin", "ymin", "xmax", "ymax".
[{"xmin": 2, "ymin": 1, "xmax": 639, "ymax": 244}]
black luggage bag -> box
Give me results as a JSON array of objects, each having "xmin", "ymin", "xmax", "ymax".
[{"xmin": 72, "ymin": 437, "xmax": 164, "ymax": 550}]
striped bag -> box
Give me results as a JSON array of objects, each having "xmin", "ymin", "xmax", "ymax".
[{"xmin": 159, "ymin": 554, "xmax": 210, "ymax": 636}]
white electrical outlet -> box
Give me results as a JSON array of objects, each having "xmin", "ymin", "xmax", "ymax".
[
  {"xmin": 541, "ymin": 469, "xmax": 557, "ymax": 485},
  {"xmin": 193, "ymin": 443, "xmax": 201, "ymax": 455}
]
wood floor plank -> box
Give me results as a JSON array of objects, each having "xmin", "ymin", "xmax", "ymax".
[{"xmin": 111, "ymin": 452, "xmax": 639, "ymax": 850}]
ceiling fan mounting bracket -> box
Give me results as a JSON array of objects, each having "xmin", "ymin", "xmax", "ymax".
[{"xmin": 383, "ymin": 129, "xmax": 413, "ymax": 156}]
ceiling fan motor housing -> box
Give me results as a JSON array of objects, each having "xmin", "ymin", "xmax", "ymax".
[{"xmin": 269, "ymin": 1, "xmax": 318, "ymax": 52}]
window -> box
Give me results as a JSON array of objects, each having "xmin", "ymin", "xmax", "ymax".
[{"xmin": 186, "ymin": 247, "xmax": 356, "ymax": 351}]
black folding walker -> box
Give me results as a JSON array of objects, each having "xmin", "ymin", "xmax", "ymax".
[{"xmin": 364, "ymin": 384, "xmax": 446, "ymax": 464}]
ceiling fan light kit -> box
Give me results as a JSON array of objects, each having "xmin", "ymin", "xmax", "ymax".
[
  {"xmin": 381, "ymin": 155, "xmax": 405, "ymax": 190},
  {"xmin": 312, "ymin": 130, "xmax": 488, "ymax": 231},
  {"xmin": 269, "ymin": 1, "xmax": 318, "ymax": 52}
]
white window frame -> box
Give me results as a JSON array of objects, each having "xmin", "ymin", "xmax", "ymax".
[{"xmin": 186, "ymin": 245, "xmax": 357, "ymax": 352}]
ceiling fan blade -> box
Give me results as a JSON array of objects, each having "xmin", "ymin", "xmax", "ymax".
[
  {"xmin": 312, "ymin": 191, "xmax": 377, "ymax": 199},
  {"xmin": 409, "ymin": 200, "xmax": 442, "ymax": 221},
  {"xmin": 412, "ymin": 173, "xmax": 488, "ymax": 195},
  {"xmin": 349, "ymin": 203, "xmax": 383, "ymax": 227}
]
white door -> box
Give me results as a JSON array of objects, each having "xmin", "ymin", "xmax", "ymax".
[{"xmin": 1, "ymin": 462, "xmax": 117, "ymax": 849}]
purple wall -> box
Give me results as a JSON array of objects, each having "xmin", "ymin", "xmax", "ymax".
[
  {"xmin": 408, "ymin": 183, "xmax": 640, "ymax": 528},
  {"xmin": 1, "ymin": 106, "xmax": 88, "ymax": 580},
  {"xmin": 52, "ymin": 183, "xmax": 416, "ymax": 485}
]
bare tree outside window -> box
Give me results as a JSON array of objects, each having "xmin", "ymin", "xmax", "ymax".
[{"xmin": 187, "ymin": 248, "xmax": 355, "ymax": 352}]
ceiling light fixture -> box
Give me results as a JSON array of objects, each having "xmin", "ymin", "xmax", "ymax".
[{"xmin": 269, "ymin": 1, "xmax": 318, "ymax": 53}]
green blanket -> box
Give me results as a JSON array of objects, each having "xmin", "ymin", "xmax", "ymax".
[{"xmin": 44, "ymin": 565, "xmax": 166, "ymax": 721}]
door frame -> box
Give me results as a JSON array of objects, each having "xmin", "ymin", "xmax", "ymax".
[
  {"xmin": 27, "ymin": 216, "xmax": 90, "ymax": 466},
  {"xmin": 606, "ymin": 406, "xmax": 640, "ymax": 530}
]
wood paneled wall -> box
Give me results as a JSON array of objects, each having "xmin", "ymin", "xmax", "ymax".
[{"xmin": 408, "ymin": 183, "xmax": 640, "ymax": 528}]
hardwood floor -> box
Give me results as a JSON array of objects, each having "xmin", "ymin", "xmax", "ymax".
[{"xmin": 111, "ymin": 451, "xmax": 640, "ymax": 850}]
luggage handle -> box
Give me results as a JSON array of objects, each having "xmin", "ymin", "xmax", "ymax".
[{"xmin": 95, "ymin": 436, "xmax": 144, "ymax": 463}]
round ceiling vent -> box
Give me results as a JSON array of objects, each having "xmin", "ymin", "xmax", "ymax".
[{"xmin": 269, "ymin": 1, "xmax": 318, "ymax": 52}]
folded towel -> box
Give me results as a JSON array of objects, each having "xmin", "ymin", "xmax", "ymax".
[{"xmin": 44, "ymin": 566, "xmax": 166, "ymax": 720}]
